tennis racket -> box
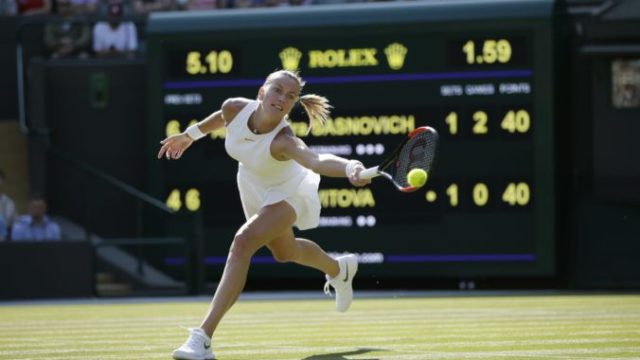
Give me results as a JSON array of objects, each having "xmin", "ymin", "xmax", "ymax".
[{"xmin": 359, "ymin": 126, "xmax": 438, "ymax": 193}]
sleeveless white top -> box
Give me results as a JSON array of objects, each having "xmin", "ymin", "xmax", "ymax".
[{"xmin": 224, "ymin": 100, "xmax": 321, "ymax": 230}]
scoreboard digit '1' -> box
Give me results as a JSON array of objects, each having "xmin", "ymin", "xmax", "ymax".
[{"xmin": 146, "ymin": 0, "xmax": 556, "ymax": 283}]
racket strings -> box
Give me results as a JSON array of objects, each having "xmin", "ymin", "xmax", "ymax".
[{"xmin": 388, "ymin": 131, "xmax": 438, "ymax": 187}]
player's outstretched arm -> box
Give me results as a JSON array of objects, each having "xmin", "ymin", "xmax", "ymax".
[
  {"xmin": 272, "ymin": 129, "xmax": 370, "ymax": 187},
  {"xmin": 157, "ymin": 98, "xmax": 250, "ymax": 160},
  {"xmin": 157, "ymin": 109, "xmax": 226, "ymax": 160},
  {"xmin": 157, "ymin": 132, "xmax": 194, "ymax": 160}
]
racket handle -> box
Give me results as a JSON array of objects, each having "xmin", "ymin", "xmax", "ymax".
[{"xmin": 359, "ymin": 166, "xmax": 380, "ymax": 180}]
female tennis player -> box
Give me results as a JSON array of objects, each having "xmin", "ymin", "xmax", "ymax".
[{"xmin": 158, "ymin": 70, "xmax": 369, "ymax": 360}]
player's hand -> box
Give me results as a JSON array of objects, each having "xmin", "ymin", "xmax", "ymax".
[
  {"xmin": 348, "ymin": 163, "xmax": 371, "ymax": 187},
  {"xmin": 157, "ymin": 133, "xmax": 193, "ymax": 160}
]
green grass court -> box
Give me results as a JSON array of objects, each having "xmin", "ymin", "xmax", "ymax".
[{"xmin": 1, "ymin": 294, "xmax": 639, "ymax": 359}]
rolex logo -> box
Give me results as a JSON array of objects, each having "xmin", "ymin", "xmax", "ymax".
[
  {"xmin": 279, "ymin": 47, "xmax": 303, "ymax": 71},
  {"xmin": 384, "ymin": 43, "xmax": 408, "ymax": 70}
]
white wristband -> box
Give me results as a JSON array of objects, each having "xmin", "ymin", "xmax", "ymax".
[
  {"xmin": 345, "ymin": 159, "xmax": 362, "ymax": 178},
  {"xmin": 185, "ymin": 124, "xmax": 206, "ymax": 141}
]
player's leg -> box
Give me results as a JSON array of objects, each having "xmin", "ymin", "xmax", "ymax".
[
  {"xmin": 173, "ymin": 201, "xmax": 296, "ymax": 360},
  {"xmin": 201, "ymin": 201, "xmax": 296, "ymax": 334},
  {"xmin": 267, "ymin": 230, "xmax": 358, "ymax": 313},
  {"xmin": 267, "ymin": 228, "xmax": 339, "ymax": 277}
]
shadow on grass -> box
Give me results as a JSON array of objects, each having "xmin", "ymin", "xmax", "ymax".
[{"xmin": 302, "ymin": 347, "xmax": 384, "ymax": 360}]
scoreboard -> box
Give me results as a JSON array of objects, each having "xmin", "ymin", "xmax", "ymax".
[{"xmin": 146, "ymin": 0, "xmax": 556, "ymax": 283}]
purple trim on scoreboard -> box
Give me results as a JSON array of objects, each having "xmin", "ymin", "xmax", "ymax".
[
  {"xmin": 385, "ymin": 254, "xmax": 536, "ymax": 263},
  {"xmin": 164, "ymin": 253, "xmax": 535, "ymax": 266},
  {"xmin": 163, "ymin": 69, "xmax": 533, "ymax": 89},
  {"xmin": 204, "ymin": 256, "xmax": 277, "ymax": 264},
  {"xmin": 165, "ymin": 257, "xmax": 186, "ymax": 266}
]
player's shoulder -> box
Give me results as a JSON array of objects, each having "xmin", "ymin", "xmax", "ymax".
[
  {"xmin": 271, "ymin": 126, "xmax": 299, "ymax": 154},
  {"xmin": 221, "ymin": 97, "xmax": 253, "ymax": 124},
  {"xmin": 274, "ymin": 125, "xmax": 295, "ymax": 139},
  {"xmin": 222, "ymin": 97, "xmax": 252, "ymax": 113}
]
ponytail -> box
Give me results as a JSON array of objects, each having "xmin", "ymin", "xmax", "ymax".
[{"xmin": 299, "ymin": 94, "xmax": 332, "ymax": 135}]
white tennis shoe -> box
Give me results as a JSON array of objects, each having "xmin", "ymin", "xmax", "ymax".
[
  {"xmin": 324, "ymin": 254, "xmax": 358, "ymax": 312},
  {"xmin": 172, "ymin": 328, "xmax": 215, "ymax": 360}
]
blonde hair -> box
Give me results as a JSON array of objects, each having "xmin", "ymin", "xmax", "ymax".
[{"xmin": 265, "ymin": 70, "xmax": 332, "ymax": 134}]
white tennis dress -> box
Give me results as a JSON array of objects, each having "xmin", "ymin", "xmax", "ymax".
[{"xmin": 224, "ymin": 100, "xmax": 321, "ymax": 230}]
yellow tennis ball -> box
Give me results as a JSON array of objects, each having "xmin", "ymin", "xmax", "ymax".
[{"xmin": 407, "ymin": 168, "xmax": 428, "ymax": 187}]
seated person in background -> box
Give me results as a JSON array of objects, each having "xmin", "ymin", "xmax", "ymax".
[
  {"xmin": 259, "ymin": 0, "xmax": 286, "ymax": 7},
  {"xmin": 0, "ymin": 0, "xmax": 18, "ymax": 15},
  {"xmin": 93, "ymin": 2, "xmax": 138, "ymax": 58},
  {"xmin": 11, "ymin": 195, "xmax": 61, "ymax": 241},
  {"xmin": 227, "ymin": 0, "xmax": 252, "ymax": 8},
  {"xmin": 44, "ymin": 0, "xmax": 91, "ymax": 59},
  {"xmin": 181, "ymin": 0, "xmax": 217, "ymax": 11},
  {"xmin": 0, "ymin": 169, "xmax": 17, "ymax": 239},
  {"xmin": 311, "ymin": 0, "xmax": 364, "ymax": 5},
  {"xmin": 16, "ymin": 0, "xmax": 51, "ymax": 15},
  {"xmin": 0, "ymin": 215, "xmax": 6, "ymax": 241},
  {"xmin": 96, "ymin": 0, "xmax": 133, "ymax": 16}
]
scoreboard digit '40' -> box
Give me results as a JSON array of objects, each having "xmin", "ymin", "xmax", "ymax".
[{"xmin": 146, "ymin": 0, "xmax": 557, "ymax": 282}]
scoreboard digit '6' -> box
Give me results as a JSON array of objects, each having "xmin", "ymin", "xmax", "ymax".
[{"xmin": 146, "ymin": 0, "xmax": 556, "ymax": 283}]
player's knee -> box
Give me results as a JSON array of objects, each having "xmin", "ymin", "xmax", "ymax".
[{"xmin": 228, "ymin": 233, "xmax": 256, "ymax": 262}]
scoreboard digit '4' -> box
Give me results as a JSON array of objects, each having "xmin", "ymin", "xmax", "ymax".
[{"xmin": 146, "ymin": 0, "xmax": 556, "ymax": 282}]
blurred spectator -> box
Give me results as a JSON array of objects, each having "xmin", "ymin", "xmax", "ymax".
[
  {"xmin": 0, "ymin": 169, "xmax": 17, "ymax": 240},
  {"xmin": 69, "ymin": 0, "xmax": 98, "ymax": 13},
  {"xmin": 311, "ymin": 0, "xmax": 363, "ymax": 4},
  {"xmin": 287, "ymin": 0, "xmax": 311, "ymax": 6},
  {"xmin": 44, "ymin": 0, "xmax": 91, "ymax": 59},
  {"xmin": 96, "ymin": 0, "xmax": 133, "ymax": 16},
  {"xmin": 262, "ymin": 0, "xmax": 286, "ymax": 7},
  {"xmin": 228, "ymin": 0, "xmax": 252, "ymax": 8},
  {"xmin": 133, "ymin": 0, "xmax": 172, "ymax": 14},
  {"xmin": 93, "ymin": 1, "xmax": 138, "ymax": 58},
  {"xmin": 17, "ymin": 0, "xmax": 51, "ymax": 15},
  {"xmin": 183, "ymin": 0, "xmax": 216, "ymax": 11},
  {"xmin": 0, "ymin": 0, "xmax": 18, "ymax": 15},
  {"xmin": 0, "ymin": 215, "xmax": 6, "ymax": 241},
  {"xmin": 11, "ymin": 195, "xmax": 61, "ymax": 241}
]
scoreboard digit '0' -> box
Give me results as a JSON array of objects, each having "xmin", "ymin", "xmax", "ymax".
[{"xmin": 146, "ymin": 0, "xmax": 556, "ymax": 283}]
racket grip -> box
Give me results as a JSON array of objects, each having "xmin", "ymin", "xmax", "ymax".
[{"xmin": 359, "ymin": 166, "xmax": 380, "ymax": 180}]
